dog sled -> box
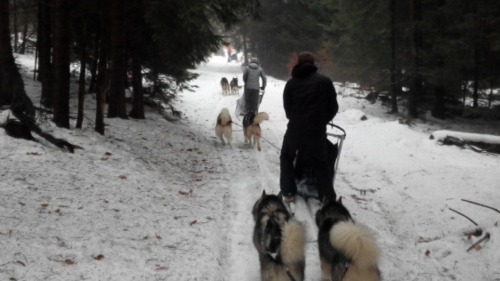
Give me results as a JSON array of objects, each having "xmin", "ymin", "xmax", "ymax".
[
  {"xmin": 234, "ymin": 89, "xmax": 265, "ymax": 119},
  {"xmin": 294, "ymin": 123, "xmax": 346, "ymax": 201}
]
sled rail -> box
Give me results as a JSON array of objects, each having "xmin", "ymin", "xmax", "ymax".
[{"xmin": 327, "ymin": 123, "xmax": 346, "ymax": 188}]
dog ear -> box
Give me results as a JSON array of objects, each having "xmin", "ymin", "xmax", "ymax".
[
  {"xmin": 277, "ymin": 191, "xmax": 283, "ymax": 201},
  {"xmin": 337, "ymin": 196, "xmax": 343, "ymax": 204},
  {"xmin": 261, "ymin": 190, "xmax": 267, "ymax": 198}
]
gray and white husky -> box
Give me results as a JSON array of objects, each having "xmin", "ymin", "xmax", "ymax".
[
  {"xmin": 315, "ymin": 197, "xmax": 381, "ymax": 281},
  {"xmin": 252, "ymin": 190, "xmax": 306, "ymax": 281}
]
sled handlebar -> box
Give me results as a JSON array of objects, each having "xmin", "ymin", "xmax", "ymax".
[{"xmin": 327, "ymin": 123, "xmax": 346, "ymax": 140}]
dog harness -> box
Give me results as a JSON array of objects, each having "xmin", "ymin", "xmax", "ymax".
[{"xmin": 271, "ymin": 254, "xmax": 297, "ymax": 281}]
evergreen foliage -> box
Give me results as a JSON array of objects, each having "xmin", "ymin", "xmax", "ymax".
[{"xmin": 235, "ymin": 0, "xmax": 500, "ymax": 118}]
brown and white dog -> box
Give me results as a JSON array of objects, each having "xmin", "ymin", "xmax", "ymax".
[
  {"xmin": 215, "ymin": 108, "xmax": 232, "ymax": 148},
  {"xmin": 230, "ymin": 77, "xmax": 242, "ymax": 95},
  {"xmin": 220, "ymin": 77, "xmax": 230, "ymax": 95},
  {"xmin": 243, "ymin": 112, "xmax": 269, "ymax": 151}
]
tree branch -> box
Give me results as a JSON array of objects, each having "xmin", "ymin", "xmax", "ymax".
[
  {"xmin": 461, "ymin": 199, "xmax": 500, "ymax": 214},
  {"xmin": 466, "ymin": 232, "xmax": 490, "ymax": 252},
  {"xmin": 449, "ymin": 208, "xmax": 478, "ymax": 226}
]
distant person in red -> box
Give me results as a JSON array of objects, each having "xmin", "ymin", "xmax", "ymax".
[{"xmin": 227, "ymin": 44, "xmax": 232, "ymax": 62}]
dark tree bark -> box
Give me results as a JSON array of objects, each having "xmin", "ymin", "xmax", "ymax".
[
  {"xmin": 242, "ymin": 23, "xmax": 248, "ymax": 65},
  {"xmin": 488, "ymin": 81, "xmax": 493, "ymax": 108},
  {"xmin": 87, "ymin": 31, "xmax": 99, "ymax": 93},
  {"xmin": 38, "ymin": 0, "xmax": 52, "ymax": 108},
  {"xmin": 431, "ymin": 0, "xmax": 446, "ymax": 120},
  {"xmin": 432, "ymin": 84, "xmax": 446, "ymax": 119},
  {"xmin": 389, "ymin": 0, "xmax": 398, "ymax": 113},
  {"xmin": 472, "ymin": 44, "xmax": 479, "ymax": 108},
  {"xmin": 107, "ymin": 0, "xmax": 127, "ymax": 119},
  {"xmin": 51, "ymin": 0, "xmax": 71, "ymax": 128},
  {"xmin": 76, "ymin": 18, "xmax": 86, "ymax": 129},
  {"xmin": 18, "ymin": 21, "xmax": 28, "ymax": 54},
  {"xmin": 1, "ymin": 0, "xmax": 73, "ymax": 153},
  {"xmin": 409, "ymin": 0, "xmax": 422, "ymax": 118},
  {"xmin": 128, "ymin": 0, "xmax": 145, "ymax": 119},
  {"xmin": 13, "ymin": 0, "xmax": 18, "ymax": 53},
  {"xmin": 0, "ymin": 0, "xmax": 15, "ymax": 106},
  {"xmin": 95, "ymin": 1, "xmax": 109, "ymax": 135}
]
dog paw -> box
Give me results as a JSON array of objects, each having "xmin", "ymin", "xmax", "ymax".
[{"xmin": 258, "ymin": 147, "xmax": 261, "ymax": 151}]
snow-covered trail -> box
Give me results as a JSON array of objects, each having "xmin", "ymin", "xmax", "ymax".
[
  {"xmin": 2, "ymin": 54, "xmax": 498, "ymax": 281},
  {"xmin": 182, "ymin": 56, "xmax": 500, "ymax": 281},
  {"xmin": 179, "ymin": 57, "xmax": 326, "ymax": 280}
]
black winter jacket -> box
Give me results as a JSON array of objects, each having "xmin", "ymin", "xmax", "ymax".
[{"xmin": 283, "ymin": 62, "xmax": 338, "ymax": 135}]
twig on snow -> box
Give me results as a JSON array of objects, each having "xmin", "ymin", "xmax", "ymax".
[
  {"xmin": 466, "ymin": 232, "xmax": 491, "ymax": 252},
  {"xmin": 461, "ymin": 199, "xmax": 500, "ymax": 214},
  {"xmin": 449, "ymin": 208, "xmax": 478, "ymax": 226}
]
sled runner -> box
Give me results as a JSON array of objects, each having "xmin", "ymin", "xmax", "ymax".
[
  {"xmin": 235, "ymin": 89, "xmax": 265, "ymax": 120},
  {"xmin": 294, "ymin": 123, "xmax": 346, "ymax": 200}
]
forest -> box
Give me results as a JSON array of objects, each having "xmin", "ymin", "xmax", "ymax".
[{"xmin": 0, "ymin": 0, "xmax": 499, "ymax": 140}]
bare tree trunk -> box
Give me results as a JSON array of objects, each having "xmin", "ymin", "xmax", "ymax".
[
  {"xmin": 87, "ymin": 31, "xmax": 99, "ymax": 93},
  {"xmin": 488, "ymin": 81, "xmax": 493, "ymax": 108},
  {"xmin": 431, "ymin": 0, "xmax": 446, "ymax": 119},
  {"xmin": 95, "ymin": 1, "xmax": 109, "ymax": 135},
  {"xmin": 242, "ymin": 23, "xmax": 248, "ymax": 65},
  {"xmin": 1, "ymin": 0, "xmax": 74, "ymax": 152},
  {"xmin": 409, "ymin": 0, "xmax": 422, "ymax": 118},
  {"xmin": 13, "ymin": 0, "xmax": 18, "ymax": 53},
  {"xmin": 38, "ymin": 0, "xmax": 52, "ymax": 108},
  {"xmin": 18, "ymin": 21, "xmax": 28, "ymax": 54},
  {"xmin": 389, "ymin": 0, "xmax": 398, "ymax": 113},
  {"xmin": 51, "ymin": 0, "xmax": 71, "ymax": 128},
  {"xmin": 0, "ymin": 0, "xmax": 14, "ymax": 106},
  {"xmin": 472, "ymin": 44, "xmax": 479, "ymax": 108},
  {"xmin": 128, "ymin": 0, "xmax": 145, "ymax": 119},
  {"xmin": 107, "ymin": 0, "xmax": 127, "ymax": 119},
  {"xmin": 76, "ymin": 18, "xmax": 86, "ymax": 129}
]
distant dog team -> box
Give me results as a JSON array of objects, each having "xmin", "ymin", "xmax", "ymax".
[
  {"xmin": 215, "ymin": 109, "xmax": 269, "ymax": 151},
  {"xmin": 220, "ymin": 77, "xmax": 241, "ymax": 96}
]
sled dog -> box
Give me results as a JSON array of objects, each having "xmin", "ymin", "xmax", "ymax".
[
  {"xmin": 215, "ymin": 108, "xmax": 232, "ymax": 148},
  {"xmin": 315, "ymin": 197, "xmax": 381, "ymax": 281},
  {"xmin": 253, "ymin": 190, "xmax": 306, "ymax": 281},
  {"xmin": 220, "ymin": 77, "xmax": 230, "ymax": 95},
  {"xmin": 243, "ymin": 112, "xmax": 269, "ymax": 151},
  {"xmin": 230, "ymin": 77, "xmax": 241, "ymax": 95}
]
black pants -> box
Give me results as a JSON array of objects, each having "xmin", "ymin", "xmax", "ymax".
[
  {"xmin": 280, "ymin": 130, "xmax": 336, "ymax": 202},
  {"xmin": 244, "ymin": 89, "xmax": 260, "ymax": 113}
]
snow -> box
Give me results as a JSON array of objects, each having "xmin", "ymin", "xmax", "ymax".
[
  {"xmin": 432, "ymin": 130, "xmax": 500, "ymax": 145},
  {"xmin": 1, "ymin": 54, "xmax": 500, "ymax": 281}
]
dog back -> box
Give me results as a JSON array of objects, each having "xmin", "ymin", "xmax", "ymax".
[
  {"xmin": 243, "ymin": 112, "xmax": 256, "ymax": 128},
  {"xmin": 217, "ymin": 108, "xmax": 232, "ymax": 126},
  {"xmin": 316, "ymin": 199, "xmax": 381, "ymax": 281},
  {"xmin": 253, "ymin": 191, "xmax": 305, "ymax": 281},
  {"xmin": 220, "ymin": 77, "xmax": 229, "ymax": 86},
  {"xmin": 230, "ymin": 77, "xmax": 238, "ymax": 88}
]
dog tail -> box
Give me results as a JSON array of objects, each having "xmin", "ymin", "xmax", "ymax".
[
  {"xmin": 330, "ymin": 220, "xmax": 379, "ymax": 270},
  {"xmin": 280, "ymin": 220, "xmax": 306, "ymax": 265},
  {"xmin": 253, "ymin": 112, "xmax": 269, "ymax": 125},
  {"xmin": 218, "ymin": 108, "xmax": 232, "ymax": 125}
]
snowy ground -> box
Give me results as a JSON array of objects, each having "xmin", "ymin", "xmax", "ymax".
[{"xmin": 1, "ymin": 54, "xmax": 499, "ymax": 281}]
